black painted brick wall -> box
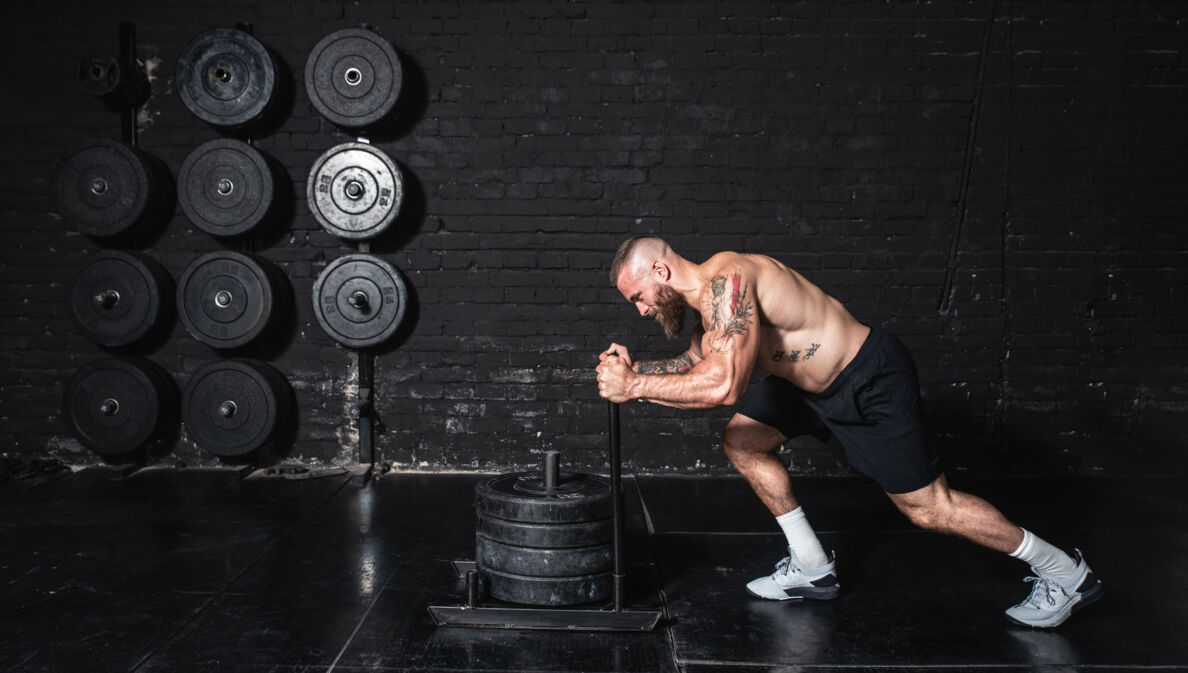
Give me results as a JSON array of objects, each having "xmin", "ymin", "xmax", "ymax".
[{"xmin": 0, "ymin": 1, "xmax": 1184, "ymax": 476}]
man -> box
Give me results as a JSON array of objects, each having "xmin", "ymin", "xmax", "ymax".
[{"xmin": 595, "ymin": 236, "xmax": 1102, "ymax": 628}]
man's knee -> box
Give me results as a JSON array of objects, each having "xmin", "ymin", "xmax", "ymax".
[
  {"xmin": 889, "ymin": 478, "xmax": 955, "ymax": 533},
  {"xmin": 722, "ymin": 415, "xmax": 784, "ymax": 463},
  {"xmin": 898, "ymin": 501, "xmax": 946, "ymax": 532}
]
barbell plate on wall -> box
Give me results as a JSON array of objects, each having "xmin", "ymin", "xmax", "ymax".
[
  {"xmin": 475, "ymin": 472, "xmax": 613, "ymax": 525},
  {"xmin": 77, "ymin": 52, "xmax": 148, "ymax": 107},
  {"xmin": 77, "ymin": 53, "xmax": 122, "ymax": 97},
  {"xmin": 52, "ymin": 139, "xmax": 167, "ymax": 238},
  {"xmin": 182, "ymin": 358, "xmax": 291, "ymax": 457},
  {"xmin": 476, "ymin": 512, "xmax": 612, "ymax": 549},
  {"xmin": 306, "ymin": 142, "xmax": 403, "ymax": 240},
  {"xmin": 67, "ymin": 250, "xmax": 173, "ymax": 348},
  {"xmin": 476, "ymin": 536, "xmax": 612, "ymax": 578},
  {"xmin": 176, "ymin": 28, "xmax": 277, "ymax": 129},
  {"xmin": 311, "ymin": 253, "xmax": 408, "ymax": 348},
  {"xmin": 177, "ymin": 251, "xmax": 285, "ymax": 349},
  {"xmin": 63, "ymin": 357, "xmax": 177, "ymax": 456},
  {"xmin": 304, "ymin": 27, "xmax": 402, "ymax": 129},
  {"xmin": 481, "ymin": 567, "xmax": 612, "ymax": 607},
  {"xmin": 178, "ymin": 138, "xmax": 276, "ymax": 237}
]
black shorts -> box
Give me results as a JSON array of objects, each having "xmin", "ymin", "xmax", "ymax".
[{"xmin": 736, "ymin": 326, "xmax": 942, "ymax": 494}]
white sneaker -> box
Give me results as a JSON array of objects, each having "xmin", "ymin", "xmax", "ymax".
[
  {"xmin": 745, "ymin": 547, "xmax": 840, "ymax": 600},
  {"xmin": 1004, "ymin": 548, "xmax": 1103, "ymax": 628}
]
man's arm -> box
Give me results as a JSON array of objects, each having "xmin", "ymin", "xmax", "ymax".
[
  {"xmin": 618, "ymin": 269, "xmax": 759, "ymax": 409},
  {"xmin": 633, "ymin": 325, "xmax": 704, "ymax": 374}
]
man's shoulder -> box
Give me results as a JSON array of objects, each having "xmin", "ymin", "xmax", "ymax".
[{"xmin": 698, "ymin": 252, "xmax": 764, "ymax": 290}]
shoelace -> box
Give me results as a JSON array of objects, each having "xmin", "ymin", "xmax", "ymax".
[
  {"xmin": 774, "ymin": 556, "xmax": 802, "ymax": 577},
  {"xmin": 1021, "ymin": 576, "xmax": 1069, "ymax": 608}
]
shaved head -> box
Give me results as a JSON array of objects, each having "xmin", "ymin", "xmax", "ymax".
[
  {"xmin": 609, "ymin": 236, "xmax": 673, "ymax": 285},
  {"xmin": 609, "ymin": 236, "xmax": 686, "ymax": 338}
]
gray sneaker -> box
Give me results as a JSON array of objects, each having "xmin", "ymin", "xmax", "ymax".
[
  {"xmin": 745, "ymin": 547, "xmax": 840, "ymax": 601},
  {"xmin": 1004, "ymin": 548, "xmax": 1103, "ymax": 628}
]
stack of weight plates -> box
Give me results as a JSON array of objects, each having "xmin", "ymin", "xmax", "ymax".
[{"xmin": 474, "ymin": 454, "xmax": 614, "ymax": 606}]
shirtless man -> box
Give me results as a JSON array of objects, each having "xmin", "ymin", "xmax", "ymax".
[{"xmin": 595, "ymin": 236, "xmax": 1102, "ymax": 628}]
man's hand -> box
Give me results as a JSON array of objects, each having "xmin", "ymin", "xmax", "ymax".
[
  {"xmin": 598, "ymin": 343, "xmax": 634, "ymax": 369},
  {"xmin": 596, "ymin": 355, "xmax": 636, "ymax": 404}
]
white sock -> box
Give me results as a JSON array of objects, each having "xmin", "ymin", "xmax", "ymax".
[
  {"xmin": 775, "ymin": 506, "xmax": 830, "ymax": 570},
  {"xmin": 1009, "ymin": 528, "xmax": 1078, "ymax": 585}
]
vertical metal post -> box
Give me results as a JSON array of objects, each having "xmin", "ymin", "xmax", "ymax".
[
  {"xmin": 543, "ymin": 450, "xmax": 560, "ymax": 491},
  {"xmin": 118, "ymin": 22, "xmax": 137, "ymax": 147},
  {"xmin": 358, "ymin": 349, "xmax": 375, "ymax": 468},
  {"xmin": 608, "ymin": 401, "xmax": 625, "ymax": 612}
]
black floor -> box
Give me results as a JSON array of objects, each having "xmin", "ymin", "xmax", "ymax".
[{"xmin": 1, "ymin": 466, "xmax": 1185, "ymax": 672}]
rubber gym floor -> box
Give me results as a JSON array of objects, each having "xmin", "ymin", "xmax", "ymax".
[{"xmin": 2, "ymin": 465, "xmax": 1185, "ymax": 672}]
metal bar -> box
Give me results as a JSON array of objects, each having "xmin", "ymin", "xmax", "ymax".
[
  {"xmin": 608, "ymin": 400, "xmax": 625, "ymax": 612},
  {"xmin": 118, "ymin": 22, "xmax": 137, "ymax": 146},
  {"xmin": 357, "ymin": 349, "xmax": 375, "ymax": 467},
  {"xmin": 543, "ymin": 450, "xmax": 560, "ymax": 490},
  {"xmin": 427, "ymin": 604, "xmax": 661, "ymax": 632}
]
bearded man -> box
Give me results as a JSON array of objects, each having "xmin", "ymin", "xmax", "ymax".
[{"xmin": 594, "ymin": 236, "xmax": 1102, "ymax": 628}]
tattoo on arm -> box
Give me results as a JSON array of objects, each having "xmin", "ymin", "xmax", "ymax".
[
  {"xmin": 709, "ymin": 276, "xmax": 727, "ymax": 332},
  {"xmin": 635, "ymin": 353, "xmax": 695, "ymax": 375},
  {"xmin": 708, "ymin": 271, "xmax": 753, "ymax": 354}
]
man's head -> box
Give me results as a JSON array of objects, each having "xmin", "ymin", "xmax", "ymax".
[{"xmin": 610, "ymin": 236, "xmax": 687, "ymax": 339}]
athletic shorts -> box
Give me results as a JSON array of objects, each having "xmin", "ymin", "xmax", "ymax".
[{"xmin": 736, "ymin": 326, "xmax": 942, "ymax": 494}]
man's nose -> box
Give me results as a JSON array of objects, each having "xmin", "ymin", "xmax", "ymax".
[{"xmin": 636, "ymin": 302, "xmax": 649, "ymax": 317}]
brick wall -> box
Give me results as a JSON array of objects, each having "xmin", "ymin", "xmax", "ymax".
[{"xmin": 1, "ymin": 1, "xmax": 1184, "ymax": 477}]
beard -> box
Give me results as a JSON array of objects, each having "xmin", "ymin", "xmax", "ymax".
[{"xmin": 652, "ymin": 284, "xmax": 687, "ymax": 340}]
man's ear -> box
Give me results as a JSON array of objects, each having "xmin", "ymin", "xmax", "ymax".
[{"xmin": 652, "ymin": 261, "xmax": 671, "ymax": 282}]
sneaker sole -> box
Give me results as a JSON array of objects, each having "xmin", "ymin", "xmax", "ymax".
[
  {"xmin": 746, "ymin": 585, "xmax": 841, "ymax": 601},
  {"xmin": 1005, "ymin": 581, "xmax": 1104, "ymax": 629}
]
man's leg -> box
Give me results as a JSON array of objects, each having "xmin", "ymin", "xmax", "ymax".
[
  {"xmin": 724, "ymin": 413, "xmax": 838, "ymax": 600},
  {"xmin": 884, "ymin": 473, "xmax": 1023, "ymax": 553},
  {"xmin": 887, "ymin": 474, "xmax": 1103, "ymax": 627},
  {"xmin": 722, "ymin": 413, "xmax": 800, "ymax": 516}
]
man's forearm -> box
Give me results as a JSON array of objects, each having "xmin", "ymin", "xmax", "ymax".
[
  {"xmin": 634, "ymin": 353, "xmax": 695, "ymax": 375},
  {"xmin": 628, "ymin": 360, "xmax": 733, "ymax": 409}
]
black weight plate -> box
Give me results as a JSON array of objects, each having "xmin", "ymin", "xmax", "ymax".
[
  {"xmin": 306, "ymin": 142, "xmax": 403, "ymax": 240},
  {"xmin": 177, "ymin": 251, "xmax": 283, "ymax": 348},
  {"xmin": 52, "ymin": 139, "xmax": 165, "ymax": 238},
  {"xmin": 480, "ymin": 566, "xmax": 612, "ymax": 607},
  {"xmin": 67, "ymin": 250, "xmax": 173, "ymax": 348},
  {"xmin": 182, "ymin": 358, "xmax": 289, "ymax": 457},
  {"xmin": 178, "ymin": 139, "xmax": 276, "ymax": 237},
  {"xmin": 311, "ymin": 253, "xmax": 408, "ymax": 348},
  {"xmin": 475, "ymin": 472, "xmax": 612, "ymax": 524},
  {"xmin": 77, "ymin": 53, "xmax": 123, "ymax": 98},
  {"xmin": 476, "ymin": 535, "xmax": 612, "ymax": 577},
  {"xmin": 304, "ymin": 28, "xmax": 402, "ymax": 129},
  {"xmin": 476, "ymin": 512, "xmax": 612, "ymax": 549},
  {"xmin": 63, "ymin": 357, "xmax": 176, "ymax": 456},
  {"xmin": 78, "ymin": 53, "xmax": 148, "ymax": 106},
  {"xmin": 176, "ymin": 28, "xmax": 277, "ymax": 129}
]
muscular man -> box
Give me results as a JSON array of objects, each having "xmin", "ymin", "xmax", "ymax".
[{"xmin": 595, "ymin": 236, "xmax": 1102, "ymax": 628}]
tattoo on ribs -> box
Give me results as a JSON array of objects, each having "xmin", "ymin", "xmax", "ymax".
[
  {"xmin": 635, "ymin": 353, "xmax": 695, "ymax": 375},
  {"xmin": 803, "ymin": 343, "xmax": 821, "ymax": 360},
  {"xmin": 708, "ymin": 271, "xmax": 753, "ymax": 354}
]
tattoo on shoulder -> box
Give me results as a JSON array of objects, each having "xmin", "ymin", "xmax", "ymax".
[
  {"xmin": 635, "ymin": 353, "xmax": 694, "ymax": 375},
  {"xmin": 708, "ymin": 275, "xmax": 727, "ymax": 332},
  {"xmin": 708, "ymin": 271, "xmax": 753, "ymax": 354}
]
